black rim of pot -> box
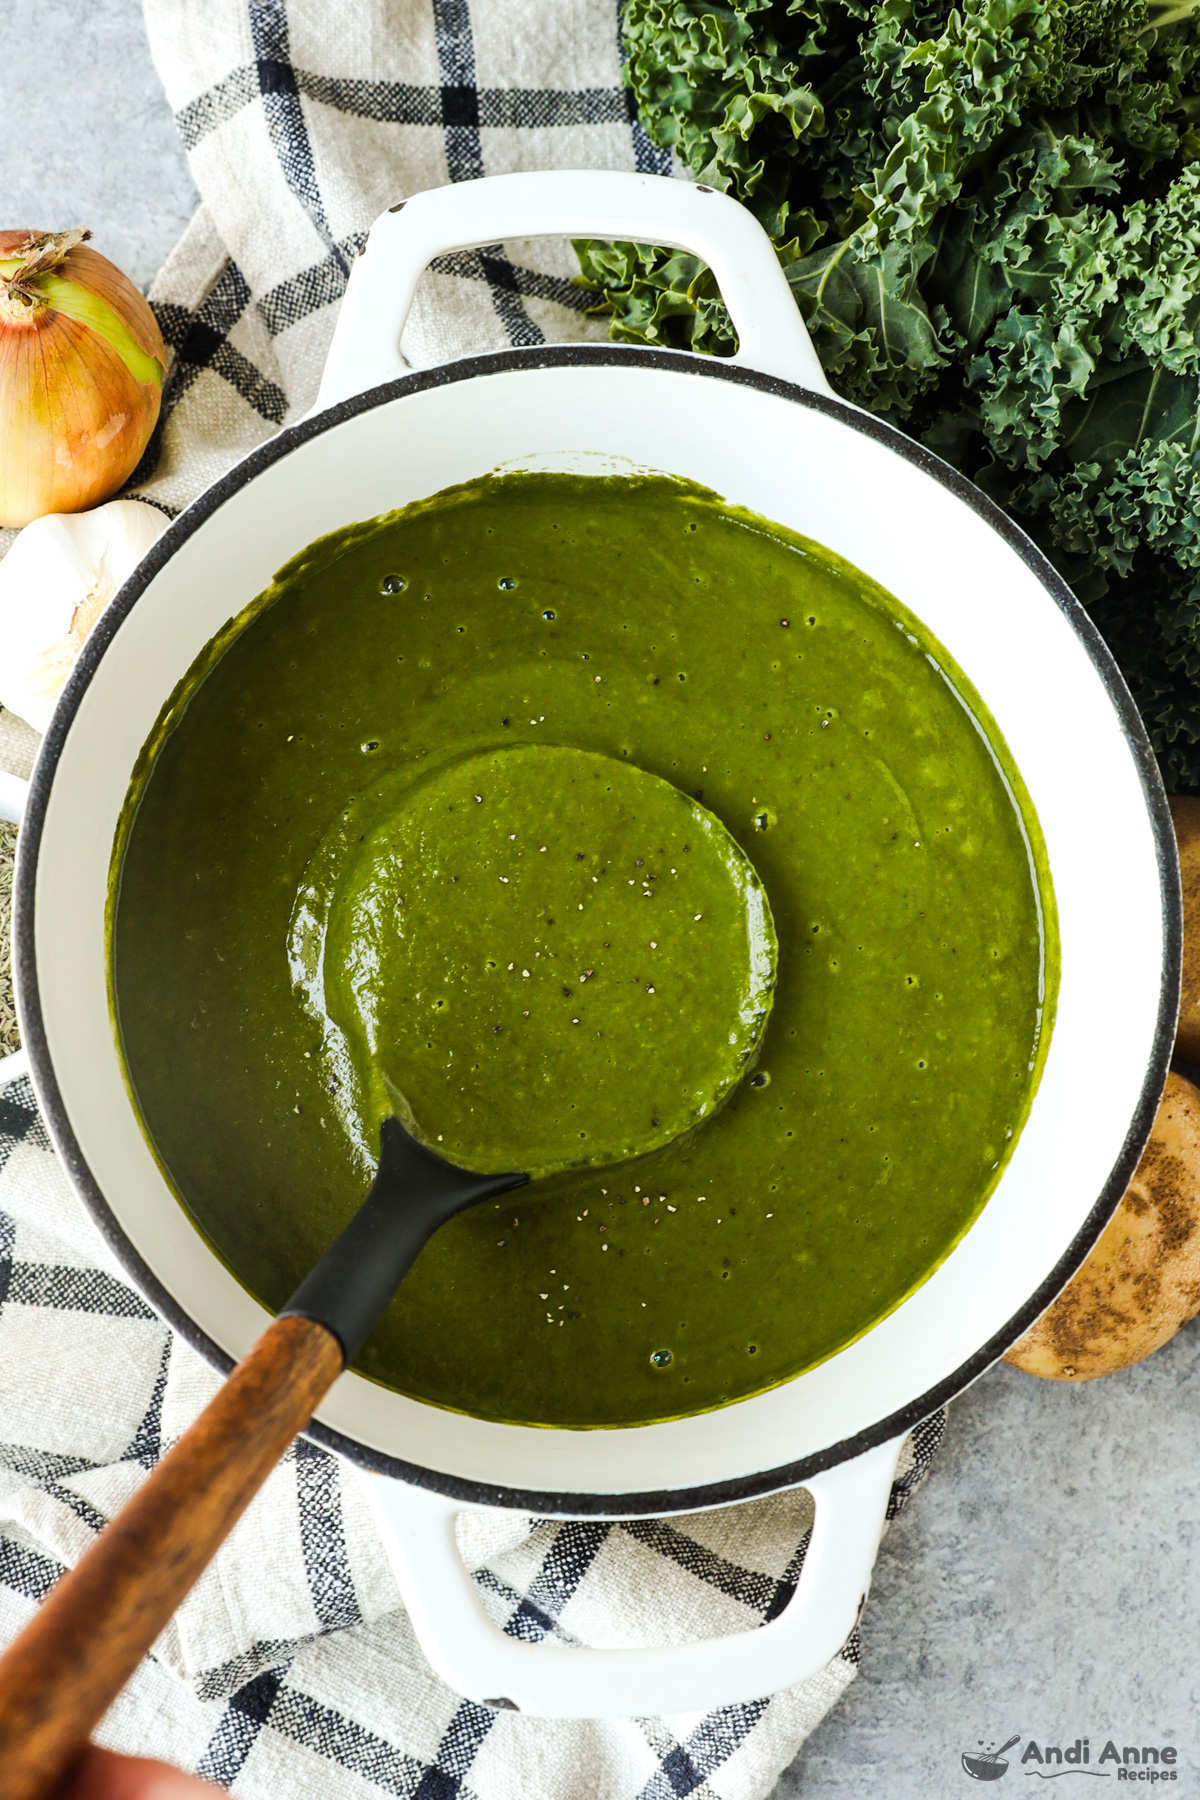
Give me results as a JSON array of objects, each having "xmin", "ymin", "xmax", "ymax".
[{"xmin": 13, "ymin": 343, "xmax": 1183, "ymax": 1516}]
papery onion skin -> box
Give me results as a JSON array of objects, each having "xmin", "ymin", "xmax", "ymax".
[{"xmin": 0, "ymin": 230, "xmax": 166, "ymax": 529}]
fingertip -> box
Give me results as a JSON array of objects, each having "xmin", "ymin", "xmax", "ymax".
[{"xmin": 62, "ymin": 1745, "xmax": 219, "ymax": 1800}]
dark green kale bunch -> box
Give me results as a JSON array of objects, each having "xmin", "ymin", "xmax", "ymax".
[{"xmin": 576, "ymin": 0, "xmax": 1200, "ymax": 786}]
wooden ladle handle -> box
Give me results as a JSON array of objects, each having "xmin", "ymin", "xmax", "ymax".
[{"xmin": 0, "ymin": 1314, "xmax": 343, "ymax": 1800}]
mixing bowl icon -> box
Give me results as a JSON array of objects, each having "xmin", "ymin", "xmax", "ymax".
[{"xmin": 963, "ymin": 1735, "xmax": 1020, "ymax": 1779}]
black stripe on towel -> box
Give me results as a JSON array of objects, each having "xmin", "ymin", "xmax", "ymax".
[
  {"xmin": 503, "ymin": 1519, "xmax": 608, "ymax": 1642},
  {"xmin": 636, "ymin": 1700, "xmax": 770, "ymax": 1800},
  {"xmin": 176, "ymin": 67, "xmax": 635, "ymax": 149},
  {"xmin": 294, "ymin": 1438, "xmax": 362, "ymax": 1632},
  {"xmin": 250, "ymin": 0, "xmax": 348, "ymax": 273},
  {"xmin": 4, "ymin": 1263, "xmax": 156, "ymax": 1320},
  {"xmin": 197, "ymin": 1665, "xmax": 291, "ymax": 1787},
  {"xmin": 0, "ymin": 1534, "xmax": 64, "ymax": 1606},
  {"xmin": 430, "ymin": 0, "xmax": 544, "ymax": 349},
  {"xmin": 0, "ymin": 1077, "xmax": 48, "ymax": 1176}
]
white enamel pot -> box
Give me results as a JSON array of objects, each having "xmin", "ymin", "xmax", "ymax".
[{"xmin": 7, "ymin": 173, "xmax": 1180, "ymax": 1718}]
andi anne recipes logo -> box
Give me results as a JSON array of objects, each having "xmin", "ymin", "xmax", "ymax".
[{"xmin": 962, "ymin": 1736, "xmax": 1181, "ymax": 1782}]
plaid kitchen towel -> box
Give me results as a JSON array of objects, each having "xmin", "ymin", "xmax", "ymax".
[
  {"xmin": 125, "ymin": 0, "xmax": 676, "ymax": 520},
  {"xmin": 0, "ymin": 1065, "xmax": 946, "ymax": 1796},
  {"xmin": 0, "ymin": 1, "xmax": 948, "ymax": 1794}
]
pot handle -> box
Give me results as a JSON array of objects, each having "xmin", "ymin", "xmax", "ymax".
[
  {"xmin": 315, "ymin": 171, "xmax": 831, "ymax": 412},
  {"xmin": 355, "ymin": 1432, "xmax": 903, "ymax": 1718},
  {"xmin": 0, "ymin": 772, "xmax": 28, "ymax": 826}
]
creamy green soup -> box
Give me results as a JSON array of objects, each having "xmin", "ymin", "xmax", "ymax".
[
  {"xmin": 110, "ymin": 472, "xmax": 1057, "ymax": 1427},
  {"xmin": 297, "ymin": 742, "xmax": 778, "ymax": 1179}
]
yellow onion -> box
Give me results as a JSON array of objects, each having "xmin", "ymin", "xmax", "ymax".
[{"xmin": 0, "ymin": 228, "xmax": 166, "ymax": 529}]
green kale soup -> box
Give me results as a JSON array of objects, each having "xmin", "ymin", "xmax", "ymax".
[{"xmin": 109, "ymin": 472, "xmax": 1058, "ymax": 1427}]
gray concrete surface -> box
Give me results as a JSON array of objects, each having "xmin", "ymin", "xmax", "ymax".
[
  {"xmin": 2, "ymin": 0, "xmax": 198, "ymax": 289},
  {"xmin": 782, "ymin": 1344, "xmax": 1196, "ymax": 1793},
  {"xmin": 3, "ymin": 2, "xmax": 1196, "ymax": 1794}
]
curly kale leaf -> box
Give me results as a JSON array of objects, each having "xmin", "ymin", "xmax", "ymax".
[
  {"xmin": 1119, "ymin": 165, "xmax": 1200, "ymax": 372},
  {"xmin": 851, "ymin": 0, "xmax": 1060, "ymax": 252},
  {"xmin": 622, "ymin": 0, "xmax": 862, "ymax": 237},
  {"xmin": 1089, "ymin": 556, "xmax": 1200, "ymax": 786},
  {"xmin": 1048, "ymin": 434, "xmax": 1200, "ymax": 579},
  {"xmin": 954, "ymin": 134, "xmax": 1126, "ymax": 468},
  {"xmin": 784, "ymin": 236, "xmax": 952, "ymax": 408},
  {"xmin": 586, "ymin": 0, "xmax": 1200, "ymax": 784},
  {"xmin": 574, "ymin": 240, "xmax": 741, "ymax": 352}
]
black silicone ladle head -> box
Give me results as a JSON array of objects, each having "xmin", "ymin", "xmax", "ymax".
[
  {"xmin": 283, "ymin": 1115, "xmax": 527, "ymax": 1364},
  {"xmin": 284, "ymin": 746, "xmax": 778, "ymax": 1363}
]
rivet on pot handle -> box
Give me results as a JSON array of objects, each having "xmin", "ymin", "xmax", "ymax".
[
  {"xmin": 315, "ymin": 171, "xmax": 832, "ymax": 413},
  {"xmin": 356, "ymin": 1432, "xmax": 903, "ymax": 1718}
]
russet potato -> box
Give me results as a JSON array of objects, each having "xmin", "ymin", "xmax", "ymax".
[
  {"xmin": 1171, "ymin": 795, "xmax": 1200, "ymax": 1063},
  {"xmin": 1005, "ymin": 1072, "xmax": 1200, "ymax": 1381}
]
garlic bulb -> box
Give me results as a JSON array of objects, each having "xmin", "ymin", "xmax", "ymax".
[{"xmin": 0, "ymin": 499, "xmax": 166, "ymax": 732}]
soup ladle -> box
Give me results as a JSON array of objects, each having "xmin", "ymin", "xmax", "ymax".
[
  {"xmin": 0, "ymin": 749, "xmax": 776, "ymax": 1800},
  {"xmin": 0, "ymin": 1123, "xmax": 524, "ymax": 1800}
]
